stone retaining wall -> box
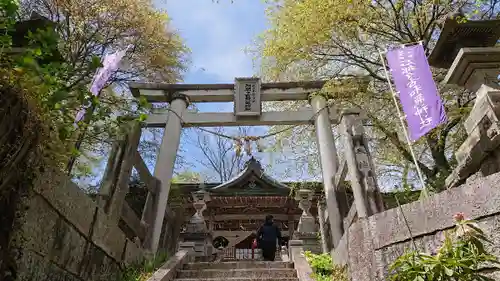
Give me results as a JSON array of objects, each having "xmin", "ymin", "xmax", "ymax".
[
  {"xmin": 334, "ymin": 172, "xmax": 500, "ymax": 281},
  {"xmin": 15, "ymin": 173, "xmax": 143, "ymax": 281}
]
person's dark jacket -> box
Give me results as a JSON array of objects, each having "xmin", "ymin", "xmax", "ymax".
[{"xmin": 257, "ymin": 221, "xmax": 282, "ymax": 247}]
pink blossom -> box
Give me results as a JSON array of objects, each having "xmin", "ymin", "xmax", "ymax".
[{"xmin": 453, "ymin": 212, "xmax": 465, "ymax": 222}]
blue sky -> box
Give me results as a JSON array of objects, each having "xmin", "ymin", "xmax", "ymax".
[
  {"xmin": 160, "ymin": 0, "xmax": 267, "ymax": 86},
  {"xmin": 153, "ymin": 0, "xmax": 278, "ymax": 180}
]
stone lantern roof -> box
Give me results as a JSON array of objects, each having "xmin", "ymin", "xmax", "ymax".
[{"xmin": 428, "ymin": 18, "xmax": 500, "ymax": 69}]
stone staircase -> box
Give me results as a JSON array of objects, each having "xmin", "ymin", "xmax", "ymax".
[{"xmin": 174, "ymin": 261, "xmax": 299, "ymax": 281}]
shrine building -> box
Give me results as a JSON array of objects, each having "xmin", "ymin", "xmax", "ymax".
[
  {"xmin": 124, "ymin": 157, "xmax": 410, "ymax": 260},
  {"xmin": 167, "ymin": 157, "xmax": 353, "ymax": 260}
]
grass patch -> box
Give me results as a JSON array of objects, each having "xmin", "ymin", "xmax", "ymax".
[
  {"xmin": 304, "ymin": 251, "xmax": 348, "ymax": 281},
  {"xmin": 120, "ymin": 251, "xmax": 169, "ymax": 281}
]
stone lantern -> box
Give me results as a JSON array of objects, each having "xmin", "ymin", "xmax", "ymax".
[
  {"xmin": 430, "ymin": 18, "xmax": 500, "ymax": 187},
  {"xmin": 292, "ymin": 189, "xmax": 321, "ymax": 253},
  {"xmin": 428, "ymin": 18, "xmax": 500, "ymax": 69},
  {"xmin": 179, "ymin": 190, "xmax": 213, "ymax": 258},
  {"xmin": 187, "ymin": 190, "xmax": 211, "ymax": 232},
  {"xmin": 295, "ymin": 189, "xmax": 317, "ymax": 233}
]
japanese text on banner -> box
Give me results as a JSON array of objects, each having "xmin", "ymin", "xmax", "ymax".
[
  {"xmin": 385, "ymin": 44, "xmax": 447, "ymax": 141},
  {"xmin": 398, "ymin": 48, "xmax": 433, "ymax": 130}
]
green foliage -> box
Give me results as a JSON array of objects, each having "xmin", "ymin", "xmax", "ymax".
[
  {"xmin": 305, "ymin": 252, "xmax": 333, "ymax": 276},
  {"xmin": 389, "ymin": 215, "xmax": 500, "ymax": 281},
  {"xmin": 171, "ymin": 170, "xmax": 203, "ymax": 183},
  {"xmin": 0, "ymin": 0, "xmax": 18, "ymax": 48},
  {"xmin": 1, "ymin": 0, "xmax": 111, "ymax": 175},
  {"xmin": 120, "ymin": 251, "xmax": 169, "ymax": 281},
  {"xmin": 257, "ymin": 0, "xmax": 500, "ymax": 191},
  {"xmin": 304, "ymin": 251, "xmax": 348, "ymax": 281},
  {"xmin": 383, "ymin": 188, "xmax": 421, "ymax": 209},
  {"xmin": 288, "ymin": 182, "xmax": 322, "ymax": 197},
  {"xmin": 1, "ymin": 0, "xmax": 187, "ymax": 181},
  {"xmin": 168, "ymin": 170, "xmax": 203, "ymax": 199},
  {"xmin": 1, "ymin": 0, "xmax": 71, "ymax": 172}
]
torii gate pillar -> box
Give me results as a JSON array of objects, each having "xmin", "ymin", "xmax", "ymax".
[
  {"xmin": 310, "ymin": 95, "xmax": 343, "ymax": 247},
  {"xmin": 148, "ymin": 94, "xmax": 188, "ymax": 253}
]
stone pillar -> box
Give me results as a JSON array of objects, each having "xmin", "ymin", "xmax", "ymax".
[
  {"xmin": 161, "ymin": 218, "xmax": 171, "ymax": 250},
  {"xmin": 148, "ymin": 94, "xmax": 188, "ymax": 253},
  {"xmin": 339, "ymin": 113, "xmax": 384, "ymax": 218},
  {"xmin": 317, "ymin": 199, "xmax": 328, "ymax": 253},
  {"xmin": 310, "ymin": 95, "xmax": 343, "ymax": 247},
  {"xmin": 178, "ymin": 241, "xmax": 196, "ymax": 263},
  {"xmin": 288, "ymin": 216, "xmax": 294, "ymax": 239},
  {"xmin": 170, "ymin": 212, "xmax": 184, "ymax": 255},
  {"xmin": 288, "ymin": 240, "xmax": 303, "ymax": 263},
  {"xmin": 180, "ymin": 190, "xmax": 213, "ymax": 258},
  {"xmin": 208, "ymin": 213, "xmax": 214, "ymax": 232},
  {"xmin": 446, "ymin": 85, "xmax": 500, "ymax": 188}
]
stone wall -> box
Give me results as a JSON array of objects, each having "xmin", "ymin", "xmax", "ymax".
[
  {"xmin": 334, "ymin": 172, "xmax": 500, "ymax": 281},
  {"xmin": 14, "ymin": 172, "xmax": 144, "ymax": 281}
]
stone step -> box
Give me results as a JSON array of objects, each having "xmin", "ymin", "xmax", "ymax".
[
  {"xmin": 176, "ymin": 268, "xmax": 297, "ymax": 279},
  {"xmin": 183, "ymin": 261, "xmax": 294, "ymax": 270},
  {"xmin": 175, "ymin": 279, "xmax": 299, "ymax": 281}
]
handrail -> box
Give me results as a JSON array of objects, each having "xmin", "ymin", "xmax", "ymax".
[{"xmin": 289, "ymin": 240, "xmax": 314, "ymax": 281}]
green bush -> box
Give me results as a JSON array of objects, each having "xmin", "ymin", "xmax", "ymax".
[
  {"xmin": 304, "ymin": 251, "xmax": 347, "ymax": 281},
  {"xmin": 390, "ymin": 213, "xmax": 500, "ymax": 281}
]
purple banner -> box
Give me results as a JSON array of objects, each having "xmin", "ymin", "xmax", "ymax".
[
  {"xmin": 386, "ymin": 44, "xmax": 447, "ymax": 141},
  {"xmin": 74, "ymin": 48, "xmax": 129, "ymax": 126}
]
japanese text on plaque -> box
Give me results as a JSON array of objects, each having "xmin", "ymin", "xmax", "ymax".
[{"xmin": 244, "ymin": 83, "xmax": 256, "ymax": 111}]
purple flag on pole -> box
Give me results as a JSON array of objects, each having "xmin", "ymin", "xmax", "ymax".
[
  {"xmin": 74, "ymin": 47, "xmax": 129, "ymax": 126},
  {"xmin": 386, "ymin": 44, "xmax": 447, "ymax": 141}
]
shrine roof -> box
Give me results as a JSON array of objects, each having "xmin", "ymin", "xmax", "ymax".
[
  {"xmin": 170, "ymin": 158, "xmax": 323, "ymax": 198},
  {"xmin": 208, "ymin": 157, "xmax": 289, "ymax": 194}
]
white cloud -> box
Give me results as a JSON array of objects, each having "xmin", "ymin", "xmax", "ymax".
[{"xmin": 159, "ymin": 0, "xmax": 262, "ymax": 82}]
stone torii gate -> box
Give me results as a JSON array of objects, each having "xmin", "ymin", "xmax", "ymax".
[{"xmin": 129, "ymin": 78, "xmax": 383, "ymax": 253}]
